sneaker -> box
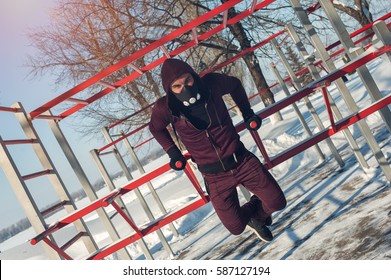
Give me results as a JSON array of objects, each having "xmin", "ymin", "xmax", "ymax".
[
  {"xmin": 247, "ymin": 218, "xmax": 274, "ymax": 242},
  {"xmin": 249, "ymin": 195, "xmax": 273, "ymax": 226}
]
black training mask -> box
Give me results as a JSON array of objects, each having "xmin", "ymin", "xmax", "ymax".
[{"xmin": 174, "ymin": 83, "xmax": 202, "ymax": 107}]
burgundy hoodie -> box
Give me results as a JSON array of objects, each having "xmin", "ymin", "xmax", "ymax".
[{"xmin": 149, "ymin": 58, "xmax": 253, "ymax": 170}]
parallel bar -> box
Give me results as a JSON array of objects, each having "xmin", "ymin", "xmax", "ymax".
[
  {"xmin": 67, "ymin": 98, "xmax": 89, "ymax": 105},
  {"xmin": 107, "ymin": 102, "xmax": 155, "ymax": 130},
  {"xmin": 2, "ymin": 139, "xmax": 38, "ymax": 145},
  {"xmin": 42, "ymin": 237, "xmax": 73, "ymax": 260},
  {"xmin": 269, "ymin": 94, "xmax": 391, "ymax": 169},
  {"xmin": 37, "ymin": 0, "xmax": 278, "ymax": 119},
  {"xmin": 192, "ymin": 28, "xmax": 199, "ymax": 44},
  {"xmin": 235, "ymin": 45, "xmax": 391, "ymax": 132},
  {"xmin": 28, "ymin": 0, "xmax": 244, "ymax": 119},
  {"xmin": 0, "ymin": 106, "xmax": 20, "ymax": 113},
  {"xmin": 96, "ymin": 81, "xmax": 117, "ymax": 89},
  {"xmin": 60, "ymin": 232, "xmax": 87, "ymax": 251},
  {"xmin": 320, "ymin": 86, "xmax": 336, "ymax": 132},
  {"xmin": 98, "ymin": 123, "xmax": 148, "ymax": 153},
  {"xmin": 22, "ymin": 169, "xmax": 54, "ymax": 181},
  {"xmin": 33, "ymin": 115, "xmax": 65, "ymax": 121},
  {"xmin": 129, "ymin": 62, "xmax": 144, "ymax": 75},
  {"xmin": 31, "ymin": 162, "xmax": 172, "ymax": 245},
  {"xmin": 111, "ymin": 201, "xmax": 143, "ymax": 236},
  {"xmin": 160, "ymin": 46, "xmax": 171, "ymax": 58},
  {"xmin": 325, "ymin": 11, "xmax": 391, "ymax": 51},
  {"xmin": 222, "ymin": 10, "xmax": 228, "ymax": 28},
  {"xmin": 87, "ymin": 198, "xmax": 208, "ymax": 260},
  {"xmin": 201, "ymin": 29, "xmax": 286, "ymax": 76},
  {"xmin": 250, "ymin": 130, "xmax": 272, "ymax": 167},
  {"xmin": 250, "ymin": 0, "xmax": 258, "ymax": 13},
  {"xmin": 41, "ymin": 200, "xmax": 71, "ymax": 218}
]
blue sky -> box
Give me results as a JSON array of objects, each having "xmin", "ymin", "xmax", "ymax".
[{"xmin": 0, "ymin": 0, "xmax": 107, "ymax": 229}]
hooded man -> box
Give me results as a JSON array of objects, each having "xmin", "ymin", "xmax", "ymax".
[{"xmin": 149, "ymin": 58, "xmax": 286, "ymax": 242}]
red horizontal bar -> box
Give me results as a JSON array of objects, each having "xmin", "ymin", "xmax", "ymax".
[
  {"xmin": 41, "ymin": 200, "xmax": 70, "ymax": 218},
  {"xmin": 42, "ymin": 237, "xmax": 73, "ymax": 260},
  {"xmin": 60, "ymin": 231, "xmax": 86, "ymax": 251},
  {"xmin": 107, "ymin": 102, "xmax": 155, "ymax": 130},
  {"xmin": 133, "ymin": 136, "xmax": 154, "ymax": 150},
  {"xmin": 269, "ymin": 94, "xmax": 391, "ymax": 169},
  {"xmin": 326, "ymin": 11, "xmax": 391, "ymax": 51},
  {"xmin": 87, "ymin": 198, "xmax": 208, "ymax": 260},
  {"xmin": 31, "ymin": 221, "xmax": 63, "ymax": 245},
  {"xmin": 30, "ymin": 162, "xmax": 173, "ymax": 245},
  {"xmin": 98, "ymin": 123, "xmax": 149, "ymax": 153},
  {"xmin": 22, "ymin": 169, "xmax": 54, "ymax": 181},
  {"xmin": 235, "ymin": 45, "xmax": 391, "ymax": 133},
  {"xmin": 2, "ymin": 139, "xmax": 38, "ymax": 145},
  {"xmin": 0, "ymin": 106, "xmax": 20, "ymax": 113},
  {"xmin": 201, "ymin": 29, "xmax": 286, "ymax": 76},
  {"xmin": 67, "ymin": 97, "xmax": 89, "ymax": 105}
]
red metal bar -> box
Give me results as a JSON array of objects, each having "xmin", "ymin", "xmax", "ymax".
[
  {"xmin": 28, "ymin": 0, "xmax": 245, "ymax": 119},
  {"xmin": 60, "ymin": 232, "xmax": 87, "ymax": 251},
  {"xmin": 31, "ymin": 221, "xmax": 63, "ymax": 245},
  {"xmin": 182, "ymin": 156, "xmax": 209, "ymax": 203},
  {"xmin": 2, "ymin": 139, "xmax": 38, "ymax": 145},
  {"xmin": 325, "ymin": 11, "xmax": 391, "ymax": 51},
  {"xmin": 33, "ymin": 115, "xmax": 65, "ymax": 121},
  {"xmin": 249, "ymin": 130, "xmax": 272, "ymax": 167},
  {"xmin": 268, "ymin": 94, "xmax": 391, "ymax": 169},
  {"xmin": 107, "ymin": 102, "xmax": 155, "ymax": 130},
  {"xmin": 97, "ymin": 80, "xmax": 117, "ymax": 89},
  {"xmin": 111, "ymin": 201, "xmax": 143, "ymax": 236},
  {"xmin": 98, "ymin": 123, "xmax": 149, "ymax": 153},
  {"xmin": 133, "ymin": 136, "xmax": 155, "ymax": 150},
  {"xmin": 200, "ymin": 29, "xmax": 286, "ymax": 76},
  {"xmin": 67, "ymin": 98, "xmax": 89, "ymax": 105},
  {"xmin": 22, "ymin": 169, "xmax": 54, "ymax": 181},
  {"xmin": 42, "ymin": 237, "xmax": 73, "ymax": 260},
  {"xmin": 160, "ymin": 46, "xmax": 171, "ymax": 58},
  {"xmin": 234, "ymin": 45, "xmax": 391, "ymax": 134},
  {"xmin": 320, "ymin": 85, "xmax": 336, "ymax": 132},
  {"xmin": 0, "ymin": 106, "xmax": 20, "ymax": 113},
  {"xmin": 41, "ymin": 200, "xmax": 70, "ymax": 218},
  {"xmin": 87, "ymin": 198, "xmax": 208, "ymax": 260},
  {"xmin": 223, "ymin": 10, "xmax": 228, "ymax": 28},
  {"xmin": 306, "ymin": 2, "xmax": 321, "ymax": 14}
]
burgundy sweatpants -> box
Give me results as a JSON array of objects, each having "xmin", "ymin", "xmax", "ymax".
[{"xmin": 203, "ymin": 152, "xmax": 286, "ymax": 235}]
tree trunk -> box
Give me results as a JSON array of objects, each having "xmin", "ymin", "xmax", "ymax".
[
  {"xmin": 333, "ymin": 0, "xmax": 373, "ymax": 27},
  {"xmin": 221, "ymin": 0, "xmax": 282, "ymax": 121}
]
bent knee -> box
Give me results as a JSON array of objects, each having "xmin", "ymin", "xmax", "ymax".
[{"xmin": 225, "ymin": 224, "xmax": 247, "ymax": 236}]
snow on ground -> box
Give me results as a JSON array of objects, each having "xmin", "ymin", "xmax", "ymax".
[{"xmin": 0, "ymin": 57, "xmax": 390, "ymax": 261}]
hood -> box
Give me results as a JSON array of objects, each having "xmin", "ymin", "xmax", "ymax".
[
  {"xmin": 161, "ymin": 58, "xmax": 200, "ymax": 94},
  {"xmin": 161, "ymin": 58, "xmax": 209, "ymax": 115}
]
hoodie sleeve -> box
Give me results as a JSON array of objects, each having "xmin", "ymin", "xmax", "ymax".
[
  {"xmin": 149, "ymin": 97, "xmax": 177, "ymax": 152},
  {"xmin": 203, "ymin": 73, "xmax": 254, "ymax": 118}
]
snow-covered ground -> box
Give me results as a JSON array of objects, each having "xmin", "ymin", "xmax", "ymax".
[{"xmin": 0, "ymin": 56, "xmax": 390, "ymax": 261}]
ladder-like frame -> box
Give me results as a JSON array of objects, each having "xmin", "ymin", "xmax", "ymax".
[{"xmin": 0, "ymin": 103, "xmax": 98, "ymax": 259}]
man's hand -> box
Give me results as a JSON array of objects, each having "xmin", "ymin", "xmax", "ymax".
[
  {"xmin": 167, "ymin": 146, "xmax": 187, "ymax": 171},
  {"xmin": 244, "ymin": 114, "xmax": 262, "ymax": 131}
]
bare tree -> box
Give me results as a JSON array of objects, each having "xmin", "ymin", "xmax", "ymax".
[{"xmin": 26, "ymin": 0, "xmax": 390, "ymax": 140}]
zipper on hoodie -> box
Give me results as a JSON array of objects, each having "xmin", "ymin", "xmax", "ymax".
[
  {"xmin": 172, "ymin": 95, "xmax": 227, "ymax": 171},
  {"xmin": 205, "ymin": 130, "xmax": 226, "ymax": 171}
]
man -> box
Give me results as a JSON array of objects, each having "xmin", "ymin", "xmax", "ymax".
[{"xmin": 149, "ymin": 58, "xmax": 286, "ymax": 242}]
